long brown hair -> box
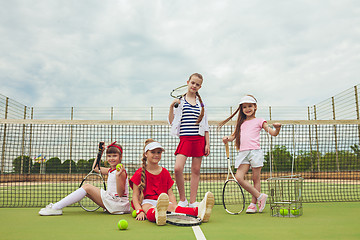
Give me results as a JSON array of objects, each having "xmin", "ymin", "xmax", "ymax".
[
  {"xmin": 188, "ymin": 73, "xmax": 205, "ymax": 124},
  {"xmin": 218, "ymin": 95, "xmax": 257, "ymax": 150},
  {"xmin": 138, "ymin": 139, "xmax": 156, "ymax": 203}
]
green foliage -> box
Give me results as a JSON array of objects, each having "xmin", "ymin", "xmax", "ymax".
[
  {"xmin": 11, "ymin": 144, "xmax": 359, "ymax": 174},
  {"xmin": 295, "ymin": 150, "xmax": 320, "ymax": 172},
  {"xmin": 12, "ymin": 156, "xmax": 32, "ymax": 173},
  {"xmin": 61, "ymin": 160, "xmax": 77, "ymax": 173},
  {"xmin": 264, "ymin": 145, "xmax": 292, "ymax": 172},
  {"xmin": 31, "ymin": 162, "xmax": 40, "ymax": 173},
  {"xmin": 320, "ymin": 150, "xmax": 357, "ymax": 171},
  {"xmin": 263, "ymin": 144, "xmax": 360, "ymax": 172},
  {"xmin": 45, "ymin": 157, "xmax": 62, "ymax": 173},
  {"xmin": 77, "ymin": 159, "xmax": 91, "ymax": 173}
]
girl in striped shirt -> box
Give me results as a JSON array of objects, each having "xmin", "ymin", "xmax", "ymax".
[{"xmin": 168, "ymin": 73, "xmax": 210, "ymax": 207}]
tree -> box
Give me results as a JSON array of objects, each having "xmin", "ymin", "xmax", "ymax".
[
  {"xmin": 62, "ymin": 159, "xmax": 77, "ymax": 173},
  {"xmin": 77, "ymin": 159, "xmax": 91, "ymax": 173},
  {"xmin": 46, "ymin": 157, "xmax": 62, "ymax": 173},
  {"xmin": 12, "ymin": 156, "xmax": 32, "ymax": 173},
  {"xmin": 295, "ymin": 150, "xmax": 320, "ymax": 172},
  {"xmin": 264, "ymin": 145, "xmax": 292, "ymax": 172},
  {"xmin": 31, "ymin": 162, "xmax": 40, "ymax": 173}
]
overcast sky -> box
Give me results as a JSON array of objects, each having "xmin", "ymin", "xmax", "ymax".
[{"xmin": 1, "ymin": 0, "xmax": 360, "ymax": 109}]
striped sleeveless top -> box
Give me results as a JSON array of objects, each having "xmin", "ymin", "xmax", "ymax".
[{"xmin": 179, "ymin": 100, "xmax": 200, "ymax": 136}]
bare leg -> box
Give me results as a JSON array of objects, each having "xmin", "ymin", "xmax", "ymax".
[
  {"xmin": 235, "ymin": 164, "xmax": 261, "ymax": 199},
  {"xmin": 174, "ymin": 154, "xmax": 187, "ymax": 201},
  {"xmin": 189, "ymin": 157, "xmax": 202, "ymax": 204},
  {"xmin": 81, "ymin": 184, "xmax": 105, "ymax": 209},
  {"xmin": 251, "ymin": 167, "xmax": 262, "ymax": 204}
]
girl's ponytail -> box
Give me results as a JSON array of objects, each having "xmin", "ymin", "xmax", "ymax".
[
  {"xmin": 195, "ymin": 92, "xmax": 205, "ymax": 124},
  {"xmin": 218, "ymin": 105, "xmax": 246, "ymax": 150},
  {"xmin": 138, "ymin": 139, "xmax": 156, "ymax": 202}
]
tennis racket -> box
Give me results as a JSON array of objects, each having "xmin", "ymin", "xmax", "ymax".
[
  {"xmin": 222, "ymin": 143, "xmax": 245, "ymax": 214},
  {"xmin": 170, "ymin": 85, "xmax": 187, "ymax": 108},
  {"xmin": 79, "ymin": 142, "xmax": 106, "ymax": 212},
  {"xmin": 166, "ymin": 212, "xmax": 202, "ymax": 226}
]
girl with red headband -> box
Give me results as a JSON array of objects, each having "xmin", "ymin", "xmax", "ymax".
[{"xmin": 39, "ymin": 142, "xmax": 130, "ymax": 216}]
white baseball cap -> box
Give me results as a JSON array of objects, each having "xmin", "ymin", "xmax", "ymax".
[
  {"xmin": 144, "ymin": 142, "xmax": 165, "ymax": 152},
  {"xmin": 239, "ymin": 95, "xmax": 257, "ymax": 105}
]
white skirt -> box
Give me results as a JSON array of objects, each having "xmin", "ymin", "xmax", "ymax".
[{"xmin": 100, "ymin": 189, "xmax": 131, "ymax": 214}]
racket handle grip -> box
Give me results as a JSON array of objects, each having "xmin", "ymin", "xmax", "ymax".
[
  {"xmin": 225, "ymin": 143, "xmax": 229, "ymax": 158},
  {"xmin": 174, "ymin": 102, "xmax": 179, "ymax": 108}
]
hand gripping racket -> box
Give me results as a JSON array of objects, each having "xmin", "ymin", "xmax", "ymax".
[
  {"xmin": 79, "ymin": 142, "xmax": 106, "ymax": 211},
  {"xmin": 222, "ymin": 143, "xmax": 245, "ymax": 214},
  {"xmin": 170, "ymin": 85, "xmax": 187, "ymax": 108},
  {"xmin": 166, "ymin": 212, "xmax": 202, "ymax": 226}
]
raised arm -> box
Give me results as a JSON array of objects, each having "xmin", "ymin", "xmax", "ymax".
[
  {"xmin": 115, "ymin": 166, "xmax": 127, "ymax": 197},
  {"xmin": 168, "ymin": 99, "xmax": 180, "ymax": 124},
  {"xmin": 222, "ymin": 133, "xmax": 236, "ymax": 144},
  {"xmin": 263, "ymin": 122, "xmax": 281, "ymax": 136}
]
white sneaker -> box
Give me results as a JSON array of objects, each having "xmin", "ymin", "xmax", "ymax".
[
  {"xmin": 177, "ymin": 198, "xmax": 189, "ymax": 207},
  {"xmin": 155, "ymin": 193, "xmax": 169, "ymax": 226},
  {"xmin": 39, "ymin": 203, "xmax": 63, "ymax": 216},
  {"xmin": 197, "ymin": 192, "xmax": 214, "ymax": 223},
  {"xmin": 189, "ymin": 202, "xmax": 199, "ymax": 208}
]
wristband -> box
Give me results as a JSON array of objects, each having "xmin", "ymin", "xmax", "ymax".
[{"xmin": 136, "ymin": 209, "xmax": 144, "ymax": 215}]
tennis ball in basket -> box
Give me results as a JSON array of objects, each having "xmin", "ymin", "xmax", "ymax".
[
  {"xmin": 132, "ymin": 210, "xmax": 137, "ymax": 218},
  {"xmin": 291, "ymin": 208, "xmax": 300, "ymax": 215},
  {"xmin": 279, "ymin": 208, "xmax": 289, "ymax": 216},
  {"xmin": 116, "ymin": 163, "xmax": 123, "ymax": 171},
  {"xmin": 118, "ymin": 219, "xmax": 128, "ymax": 230}
]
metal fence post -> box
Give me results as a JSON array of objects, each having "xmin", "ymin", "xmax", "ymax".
[
  {"xmin": 111, "ymin": 107, "xmax": 114, "ymax": 142},
  {"xmin": 20, "ymin": 106, "xmax": 27, "ymax": 174},
  {"xmin": 1, "ymin": 97, "xmax": 8, "ymax": 173},
  {"xmin": 308, "ymin": 106, "xmax": 314, "ymax": 172},
  {"xmin": 355, "ymin": 86, "xmax": 360, "ymax": 143},
  {"xmin": 332, "ymin": 97, "xmax": 339, "ymax": 171},
  {"xmin": 313, "ymin": 105, "xmax": 320, "ymax": 172},
  {"xmin": 69, "ymin": 107, "xmax": 74, "ymax": 174},
  {"xmin": 29, "ymin": 107, "xmax": 34, "ymax": 174}
]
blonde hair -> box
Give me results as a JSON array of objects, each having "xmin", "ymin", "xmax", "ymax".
[
  {"xmin": 188, "ymin": 73, "xmax": 205, "ymax": 124},
  {"xmin": 218, "ymin": 95, "xmax": 257, "ymax": 150},
  {"xmin": 138, "ymin": 139, "xmax": 156, "ymax": 203}
]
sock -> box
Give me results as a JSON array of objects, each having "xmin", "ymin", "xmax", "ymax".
[
  {"xmin": 175, "ymin": 206, "xmax": 198, "ymax": 216},
  {"xmin": 249, "ymin": 203, "xmax": 256, "ymax": 207},
  {"xmin": 257, "ymin": 193, "xmax": 263, "ymax": 201},
  {"xmin": 146, "ymin": 208, "xmax": 156, "ymax": 222},
  {"xmin": 52, "ymin": 188, "xmax": 87, "ymax": 210}
]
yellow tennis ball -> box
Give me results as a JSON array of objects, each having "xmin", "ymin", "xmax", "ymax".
[
  {"xmin": 116, "ymin": 163, "xmax": 123, "ymax": 171},
  {"xmin": 291, "ymin": 208, "xmax": 300, "ymax": 215},
  {"xmin": 118, "ymin": 219, "xmax": 128, "ymax": 230},
  {"xmin": 279, "ymin": 208, "xmax": 289, "ymax": 216},
  {"xmin": 132, "ymin": 210, "xmax": 137, "ymax": 218}
]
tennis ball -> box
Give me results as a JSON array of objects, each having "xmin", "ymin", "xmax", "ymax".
[
  {"xmin": 118, "ymin": 219, "xmax": 128, "ymax": 230},
  {"xmin": 291, "ymin": 208, "xmax": 300, "ymax": 216},
  {"xmin": 116, "ymin": 163, "xmax": 123, "ymax": 171},
  {"xmin": 132, "ymin": 210, "xmax": 137, "ymax": 218},
  {"xmin": 279, "ymin": 208, "xmax": 289, "ymax": 216}
]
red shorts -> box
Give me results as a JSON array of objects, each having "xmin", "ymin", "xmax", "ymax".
[{"xmin": 174, "ymin": 136, "xmax": 205, "ymax": 157}]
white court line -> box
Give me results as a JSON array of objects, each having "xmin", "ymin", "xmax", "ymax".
[{"xmin": 192, "ymin": 225, "xmax": 206, "ymax": 240}]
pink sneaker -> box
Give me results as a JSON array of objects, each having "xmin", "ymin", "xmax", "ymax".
[
  {"xmin": 257, "ymin": 194, "xmax": 268, "ymax": 213},
  {"xmin": 246, "ymin": 204, "xmax": 257, "ymax": 214}
]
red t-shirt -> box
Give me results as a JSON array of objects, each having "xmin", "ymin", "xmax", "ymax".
[{"xmin": 129, "ymin": 167, "xmax": 174, "ymax": 200}]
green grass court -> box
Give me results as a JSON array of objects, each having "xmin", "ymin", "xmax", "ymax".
[{"xmin": 1, "ymin": 202, "xmax": 359, "ymax": 240}]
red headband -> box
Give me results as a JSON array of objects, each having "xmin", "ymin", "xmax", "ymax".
[{"xmin": 107, "ymin": 141, "xmax": 123, "ymax": 154}]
